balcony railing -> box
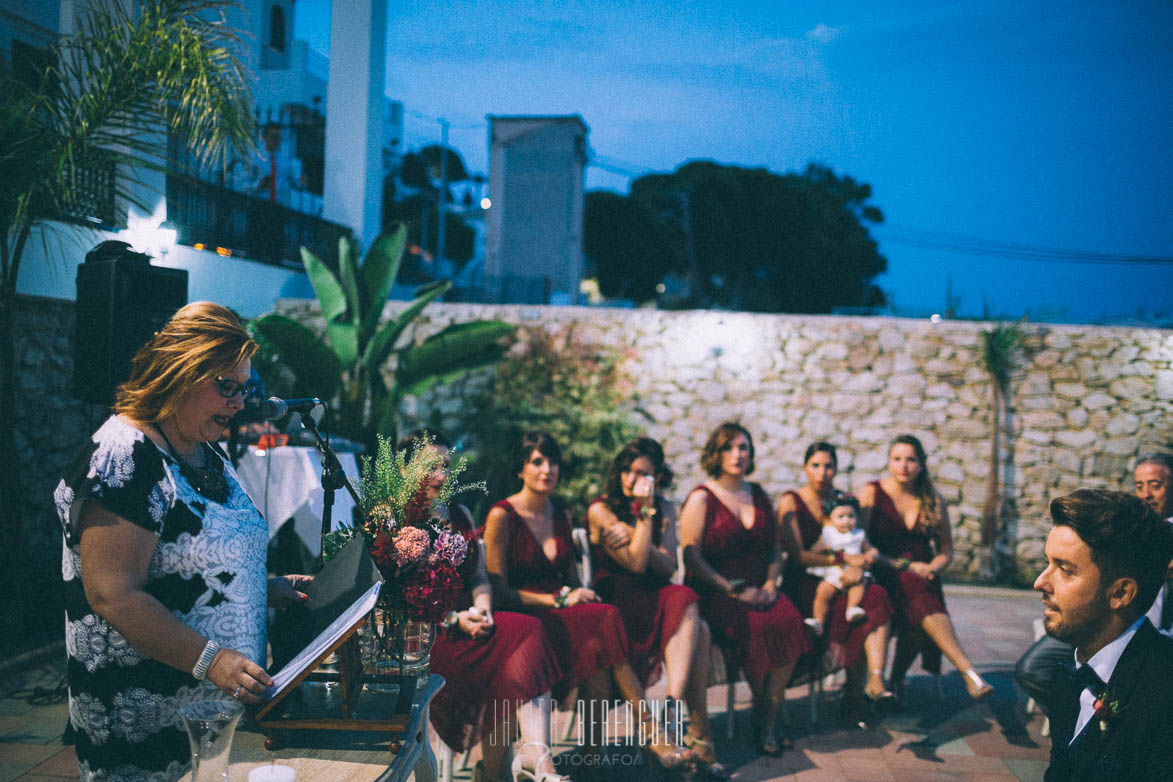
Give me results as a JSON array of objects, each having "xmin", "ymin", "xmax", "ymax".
[{"xmin": 166, "ymin": 174, "xmax": 350, "ymax": 269}]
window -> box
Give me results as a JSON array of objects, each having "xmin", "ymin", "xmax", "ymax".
[{"xmin": 269, "ymin": 6, "xmax": 286, "ymax": 53}]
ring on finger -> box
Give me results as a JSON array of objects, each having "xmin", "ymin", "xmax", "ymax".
[{"xmin": 233, "ymin": 685, "xmax": 243, "ymax": 699}]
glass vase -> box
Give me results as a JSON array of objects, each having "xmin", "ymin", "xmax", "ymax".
[
  {"xmin": 362, "ymin": 599, "xmax": 436, "ymax": 699},
  {"xmin": 178, "ymin": 700, "xmax": 244, "ymax": 782}
]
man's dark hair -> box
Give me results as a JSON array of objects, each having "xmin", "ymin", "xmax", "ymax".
[{"xmin": 1050, "ymin": 489, "xmax": 1173, "ymax": 617}]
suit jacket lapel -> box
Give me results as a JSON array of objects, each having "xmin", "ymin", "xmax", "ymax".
[
  {"xmin": 1069, "ymin": 621, "xmax": 1159, "ymax": 779},
  {"xmin": 1047, "ymin": 663, "xmax": 1081, "ymax": 778}
]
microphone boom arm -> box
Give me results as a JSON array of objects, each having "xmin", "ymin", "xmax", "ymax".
[{"xmin": 295, "ymin": 407, "xmax": 362, "ymax": 556}]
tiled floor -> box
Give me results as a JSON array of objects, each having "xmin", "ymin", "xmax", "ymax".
[{"xmin": 0, "ymin": 584, "xmax": 1052, "ymax": 782}]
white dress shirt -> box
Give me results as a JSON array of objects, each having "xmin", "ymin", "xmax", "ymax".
[{"xmin": 1070, "ymin": 616, "xmax": 1144, "ymax": 743}]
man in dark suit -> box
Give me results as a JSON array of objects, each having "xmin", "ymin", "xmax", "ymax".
[
  {"xmin": 1015, "ymin": 453, "xmax": 1173, "ymax": 708},
  {"xmin": 1036, "ymin": 488, "xmax": 1173, "ymax": 781}
]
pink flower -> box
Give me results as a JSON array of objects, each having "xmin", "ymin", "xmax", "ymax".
[{"xmin": 393, "ymin": 526, "xmax": 431, "ymax": 566}]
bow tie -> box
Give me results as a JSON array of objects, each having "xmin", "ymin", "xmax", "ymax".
[{"xmin": 1074, "ymin": 664, "xmax": 1105, "ymax": 696}]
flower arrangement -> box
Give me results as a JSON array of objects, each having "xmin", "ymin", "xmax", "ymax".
[{"xmin": 323, "ymin": 433, "xmax": 484, "ymax": 623}]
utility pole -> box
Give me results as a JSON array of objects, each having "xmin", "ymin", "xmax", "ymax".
[{"xmin": 435, "ymin": 118, "xmax": 450, "ymax": 266}]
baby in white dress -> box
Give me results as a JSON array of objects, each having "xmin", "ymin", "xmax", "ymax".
[{"xmin": 805, "ymin": 494, "xmax": 875, "ymax": 636}]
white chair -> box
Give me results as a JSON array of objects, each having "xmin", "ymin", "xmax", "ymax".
[
  {"xmin": 559, "ymin": 527, "xmax": 593, "ymax": 743},
  {"xmin": 1027, "ymin": 617, "xmax": 1050, "ymax": 737}
]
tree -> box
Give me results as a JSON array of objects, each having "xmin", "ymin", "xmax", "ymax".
[
  {"xmin": 586, "ymin": 161, "xmax": 887, "ymax": 312},
  {"xmin": 583, "ymin": 190, "xmax": 682, "ymax": 302},
  {"xmin": 0, "ymin": 1, "xmax": 253, "ymax": 544},
  {"xmin": 250, "ymin": 226, "xmax": 515, "ymax": 451},
  {"xmin": 978, "ymin": 321, "xmax": 1024, "ymax": 580}
]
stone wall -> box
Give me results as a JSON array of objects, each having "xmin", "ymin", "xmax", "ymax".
[
  {"xmin": 279, "ymin": 300, "xmax": 1173, "ymax": 582},
  {"xmin": 12, "ymin": 294, "xmax": 1172, "ymax": 625},
  {"xmin": 9, "ymin": 295, "xmax": 99, "ymax": 642}
]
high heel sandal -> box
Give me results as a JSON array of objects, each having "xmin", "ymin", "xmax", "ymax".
[
  {"xmin": 510, "ymin": 742, "xmax": 570, "ymax": 782},
  {"xmin": 864, "ymin": 669, "xmax": 897, "ymax": 708},
  {"xmin": 752, "ymin": 701, "xmax": 793, "ymax": 756},
  {"xmin": 682, "ymin": 733, "xmax": 730, "ymax": 779},
  {"xmin": 963, "ymin": 669, "xmax": 993, "ymax": 701},
  {"xmin": 638, "ymin": 709, "xmax": 694, "ymax": 770}
]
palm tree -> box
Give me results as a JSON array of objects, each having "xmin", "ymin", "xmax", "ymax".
[
  {"xmin": 978, "ymin": 321, "xmax": 1023, "ymax": 579},
  {"xmin": 0, "ymin": 1, "xmax": 253, "ymax": 550}
]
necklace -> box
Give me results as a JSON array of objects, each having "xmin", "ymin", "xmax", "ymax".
[{"xmin": 155, "ymin": 425, "xmax": 229, "ymax": 503}]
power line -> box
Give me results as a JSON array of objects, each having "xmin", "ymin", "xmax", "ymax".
[{"xmin": 877, "ymin": 226, "xmax": 1173, "ymax": 266}]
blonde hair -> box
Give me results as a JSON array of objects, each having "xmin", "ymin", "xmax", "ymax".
[{"xmin": 112, "ymin": 301, "xmax": 257, "ymax": 423}]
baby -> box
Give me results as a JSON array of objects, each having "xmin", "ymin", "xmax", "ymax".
[{"xmin": 804, "ymin": 494, "xmax": 874, "ymax": 637}]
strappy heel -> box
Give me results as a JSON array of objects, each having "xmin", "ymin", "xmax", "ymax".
[
  {"xmin": 510, "ymin": 742, "xmax": 570, "ymax": 782},
  {"xmin": 864, "ymin": 668, "xmax": 896, "ymax": 707},
  {"xmin": 682, "ymin": 733, "xmax": 730, "ymax": 779},
  {"xmin": 638, "ymin": 709, "xmax": 694, "ymax": 770}
]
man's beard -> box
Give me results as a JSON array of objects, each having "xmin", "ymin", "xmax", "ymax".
[{"xmin": 1044, "ymin": 591, "xmax": 1112, "ymax": 649}]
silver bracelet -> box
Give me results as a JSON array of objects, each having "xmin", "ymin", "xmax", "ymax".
[{"xmin": 191, "ymin": 640, "xmax": 220, "ymax": 680}]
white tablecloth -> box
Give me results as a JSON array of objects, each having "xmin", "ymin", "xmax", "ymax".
[{"xmin": 234, "ymin": 445, "xmax": 361, "ymax": 557}]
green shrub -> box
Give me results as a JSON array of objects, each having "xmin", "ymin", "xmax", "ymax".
[{"xmin": 456, "ymin": 326, "xmax": 645, "ymax": 524}]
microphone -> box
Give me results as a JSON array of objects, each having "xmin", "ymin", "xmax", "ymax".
[{"xmin": 231, "ymin": 396, "xmax": 323, "ymax": 424}]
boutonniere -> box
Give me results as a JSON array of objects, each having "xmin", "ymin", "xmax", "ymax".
[{"xmin": 1092, "ymin": 687, "xmax": 1123, "ymax": 733}]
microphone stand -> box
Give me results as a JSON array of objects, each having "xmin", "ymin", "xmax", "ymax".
[{"xmin": 298, "ymin": 407, "xmax": 362, "ymax": 563}]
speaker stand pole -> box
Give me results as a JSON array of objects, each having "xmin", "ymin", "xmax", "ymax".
[{"xmin": 299, "ymin": 412, "xmax": 361, "ymax": 565}]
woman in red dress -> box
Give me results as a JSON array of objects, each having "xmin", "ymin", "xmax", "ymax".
[
  {"xmin": 406, "ymin": 431, "xmax": 566, "ymax": 782},
  {"xmin": 858, "ymin": 434, "xmax": 993, "ymax": 702},
  {"xmin": 777, "ymin": 442, "xmax": 894, "ymax": 726},
  {"xmin": 679, "ymin": 423, "xmax": 811, "ymax": 757},
  {"xmin": 587, "ymin": 437, "xmax": 726, "ymax": 778},
  {"xmin": 482, "ymin": 432, "xmax": 693, "ymax": 771}
]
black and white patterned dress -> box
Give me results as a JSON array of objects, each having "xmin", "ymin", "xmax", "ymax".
[{"xmin": 55, "ymin": 416, "xmax": 268, "ymax": 781}]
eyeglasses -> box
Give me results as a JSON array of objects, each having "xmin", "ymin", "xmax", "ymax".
[{"xmin": 216, "ymin": 376, "xmax": 258, "ymax": 400}]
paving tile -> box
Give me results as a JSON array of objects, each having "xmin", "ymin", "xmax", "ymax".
[
  {"xmin": 791, "ymin": 770, "xmax": 846, "ymax": 782},
  {"xmin": 835, "ymin": 757, "xmax": 895, "ymax": 781},
  {"xmin": 0, "ymin": 744, "xmax": 63, "ymax": 782},
  {"xmin": 932, "ymin": 737, "xmax": 974, "ymax": 756},
  {"xmin": 1001, "ymin": 758, "xmax": 1048, "ymax": 782},
  {"xmin": 27, "ymin": 746, "xmax": 76, "ymax": 778}
]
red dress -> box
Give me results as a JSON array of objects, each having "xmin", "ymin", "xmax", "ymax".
[
  {"xmin": 684, "ymin": 485, "xmax": 811, "ymax": 682},
  {"xmin": 780, "ymin": 491, "xmax": 893, "ymax": 670},
  {"xmin": 589, "ymin": 496, "xmax": 699, "ymax": 686},
  {"xmin": 865, "ymin": 481, "xmax": 946, "ymax": 672},
  {"xmin": 429, "ymin": 505, "xmax": 563, "ymax": 752},
  {"xmin": 486, "ymin": 499, "xmax": 630, "ymax": 701}
]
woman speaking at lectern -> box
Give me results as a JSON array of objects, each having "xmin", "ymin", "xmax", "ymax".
[{"xmin": 55, "ymin": 301, "xmax": 308, "ymax": 780}]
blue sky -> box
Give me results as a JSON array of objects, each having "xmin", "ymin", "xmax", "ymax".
[{"xmin": 295, "ymin": 0, "xmax": 1172, "ymax": 324}]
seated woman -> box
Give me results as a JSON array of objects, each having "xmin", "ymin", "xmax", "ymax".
[
  {"xmin": 482, "ymin": 432, "xmax": 693, "ymax": 771},
  {"xmin": 778, "ymin": 442, "xmax": 894, "ymax": 726},
  {"xmin": 408, "ymin": 430, "xmax": 565, "ymax": 782},
  {"xmin": 679, "ymin": 422, "xmax": 811, "ymax": 757},
  {"xmin": 858, "ymin": 434, "xmax": 993, "ymax": 702},
  {"xmin": 587, "ymin": 437, "xmax": 726, "ymax": 779}
]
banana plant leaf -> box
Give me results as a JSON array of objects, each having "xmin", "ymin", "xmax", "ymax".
[
  {"xmin": 300, "ymin": 245, "xmax": 358, "ymax": 367},
  {"xmin": 362, "ymin": 279, "xmax": 453, "ymax": 370},
  {"xmin": 394, "ymin": 321, "xmax": 516, "ymax": 393},
  {"xmin": 337, "ymin": 235, "xmax": 363, "ymax": 338},
  {"xmin": 249, "ymin": 314, "xmax": 343, "ymax": 401},
  {"xmin": 359, "ymin": 226, "xmax": 407, "ymax": 340}
]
